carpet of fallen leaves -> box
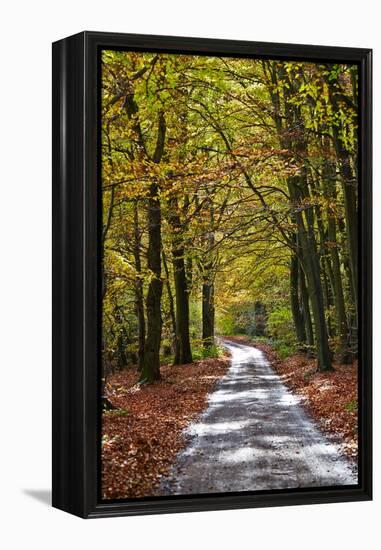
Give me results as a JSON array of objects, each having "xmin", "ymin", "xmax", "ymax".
[
  {"xmin": 101, "ymin": 356, "xmax": 230, "ymax": 500},
  {"xmin": 227, "ymin": 336, "xmax": 358, "ymax": 462}
]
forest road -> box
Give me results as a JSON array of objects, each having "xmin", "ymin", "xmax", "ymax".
[{"xmin": 159, "ymin": 339, "xmax": 357, "ymax": 495}]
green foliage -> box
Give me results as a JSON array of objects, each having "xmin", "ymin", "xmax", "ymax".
[
  {"xmin": 101, "ymin": 50, "xmax": 358, "ymax": 375},
  {"xmin": 202, "ymin": 344, "xmax": 221, "ymax": 359},
  {"xmin": 103, "ymin": 408, "xmax": 130, "ymax": 417},
  {"xmin": 192, "ymin": 342, "xmax": 222, "ymax": 360},
  {"xmin": 267, "ymin": 307, "xmax": 295, "ymax": 343},
  {"xmin": 272, "ymin": 341, "xmax": 298, "ymax": 360},
  {"xmin": 216, "ymin": 312, "xmax": 235, "ymax": 336},
  {"xmin": 216, "ymin": 302, "xmax": 267, "ymax": 338},
  {"xmin": 189, "ymin": 302, "xmax": 202, "ymax": 339},
  {"xmin": 345, "ymin": 399, "xmax": 358, "ymax": 413},
  {"xmin": 265, "ymin": 307, "xmax": 298, "ymax": 358}
]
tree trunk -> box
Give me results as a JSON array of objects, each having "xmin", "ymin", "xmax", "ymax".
[
  {"xmin": 202, "ymin": 276, "xmax": 215, "ymax": 349},
  {"xmin": 202, "ymin": 219, "xmax": 215, "ymax": 349},
  {"xmin": 289, "ymin": 172, "xmax": 333, "ymax": 371},
  {"xmin": 168, "ymin": 198, "xmax": 193, "ymax": 364},
  {"xmin": 310, "ymin": 175, "xmax": 335, "ymax": 340},
  {"xmin": 290, "ymin": 246, "xmax": 307, "ymax": 346},
  {"xmin": 139, "ymin": 112, "xmax": 166, "ymax": 383},
  {"xmin": 139, "ymin": 182, "xmax": 163, "ymax": 383},
  {"xmin": 320, "ymin": 255, "xmax": 334, "ymax": 339},
  {"xmin": 132, "ymin": 201, "xmax": 145, "ymax": 371},
  {"xmin": 335, "ymin": 148, "xmax": 358, "ymax": 319},
  {"xmin": 326, "ymin": 77, "xmax": 358, "ymax": 322},
  {"xmin": 299, "ymin": 260, "xmax": 314, "ymax": 356},
  {"xmin": 323, "ymin": 158, "xmax": 351, "ymax": 363},
  {"xmin": 162, "ymin": 248, "xmax": 179, "ymax": 362},
  {"xmin": 173, "ymin": 248, "xmax": 193, "ymax": 363}
]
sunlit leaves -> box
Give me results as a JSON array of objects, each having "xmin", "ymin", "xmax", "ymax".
[{"xmin": 101, "ymin": 50, "xmax": 357, "ymax": 370}]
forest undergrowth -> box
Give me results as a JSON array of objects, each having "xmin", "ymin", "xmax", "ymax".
[{"xmin": 101, "ymin": 356, "xmax": 229, "ymax": 499}]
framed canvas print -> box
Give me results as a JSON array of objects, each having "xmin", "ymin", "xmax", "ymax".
[{"xmin": 52, "ymin": 31, "xmax": 372, "ymax": 518}]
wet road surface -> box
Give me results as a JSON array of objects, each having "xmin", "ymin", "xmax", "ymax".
[{"xmin": 159, "ymin": 339, "xmax": 357, "ymax": 495}]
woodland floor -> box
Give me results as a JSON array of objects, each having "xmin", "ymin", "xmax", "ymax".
[
  {"xmin": 101, "ymin": 356, "xmax": 230, "ymax": 500},
  {"xmin": 226, "ymin": 336, "xmax": 358, "ymax": 462}
]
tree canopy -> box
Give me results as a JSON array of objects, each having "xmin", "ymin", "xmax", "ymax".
[{"xmin": 101, "ymin": 50, "xmax": 358, "ymax": 382}]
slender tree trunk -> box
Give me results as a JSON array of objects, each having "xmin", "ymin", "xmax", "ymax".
[
  {"xmin": 132, "ymin": 201, "xmax": 145, "ymax": 371},
  {"xmin": 168, "ymin": 198, "xmax": 193, "ymax": 364},
  {"xmin": 202, "ymin": 197, "xmax": 216, "ymax": 350},
  {"xmin": 101, "ymin": 135, "xmax": 115, "ymax": 301},
  {"xmin": 290, "ymin": 245, "xmax": 307, "ymax": 346},
  {"xmin": 173, "ymin": 248, "xmax": 193, "ymax": 363},
  {"xmin": 139, "ymin": 112, "xmax": 166, "ymax": 383},
  {"xmin": 323, "ymin": 158, "xmax": 351, "ymax": 363},
  {"xmin": 114, "ymin": 305, "xmax": 129, "ymax": 370},
  {"xmin": 139, "ymin": 182, "xmax": 163, "ymax": 382},
  {"xmin": 335, "ymin": 148, "xmax": 358, "ymax": 319},
  {"xmin": 326, "ymin": 77, "xmax": 358, "ymax": 322},
  {"xmin": 162, "ymin": 248, "xmax": 179, "ymax": 362},
  {"xmin": 289, "ymin": 172, "xmax": 333, "ymax": 371},
  {"xmin": 321, "ymin": 255, "xmax": 335, "ymax": 338},
  {"xmin": 311, "ymin": 175, "xmax": 335, "ymax": 340},
  {"xmin": 299, "ymin": 260, "xmax": 314, "ymax": 355},
  {"xmin": 202, "ymin": 276, "xmax": 215, "ymax": 349}
]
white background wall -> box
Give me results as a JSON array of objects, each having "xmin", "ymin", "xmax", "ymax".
[{"xmin": 1, "ymin": 1, "xmax": 378, "ymax": 548}]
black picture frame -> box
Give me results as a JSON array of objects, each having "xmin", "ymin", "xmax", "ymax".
[{"xmin": 52, "ymin": 31, "xmax": 372, "ymax": 519}]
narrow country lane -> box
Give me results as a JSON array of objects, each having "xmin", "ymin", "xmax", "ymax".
[{"xmin": 159, "ymin": 339, "xmax": 357, "ymax": 495}]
